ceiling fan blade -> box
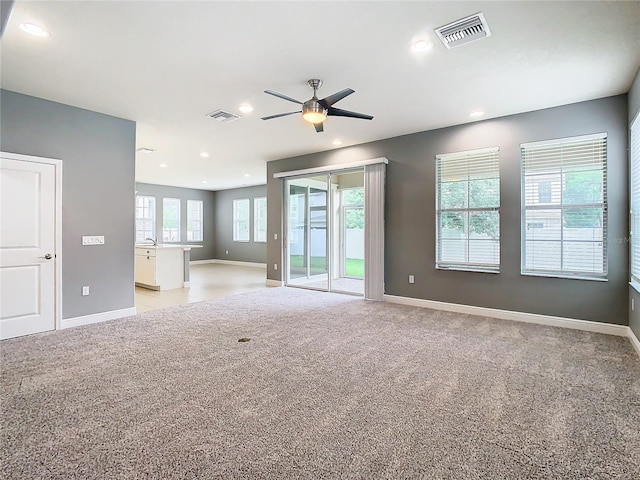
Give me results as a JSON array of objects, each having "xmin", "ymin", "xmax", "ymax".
[
  {"xmin": 264, "ymin": 90, "xmax": 303, "ymax": 105},
  {"xmin": 319, "ymin": 88, "xmax": 355, "ymax": 108},
  {"xmin": 261, "ymin": 111, "xmax": 301, "ymax": 120},
  {"xmin": 327, "ymin": 107, "xmax": 373, "ymax": 120},
  {"xmin": 314, "ymin": 122, "xmax": 324, "ymax": 133}
]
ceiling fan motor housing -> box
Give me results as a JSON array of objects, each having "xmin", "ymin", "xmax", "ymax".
[{"xmin": 302, "ymin": 99, "xmax": 327, "ymax": 124}]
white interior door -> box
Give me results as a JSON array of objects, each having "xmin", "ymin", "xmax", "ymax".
[{"xmin": 0, "ymin": 155, "xmax": 57, "ymax": 339}]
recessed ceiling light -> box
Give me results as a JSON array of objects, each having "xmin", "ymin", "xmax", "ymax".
[
  {"xmin": 19, "ymin": 23, "xmax": 50, "ymax": 37},
  {"xmin": 410, "ymin": 39, "xmax": 433, "ymax": 53},
  {"xmin": 470, "ymin": 110, "xmax": 484, "ymax": 117},
  {"xmin": 202, "ymin": 180, "xmax": 208, "ymax": 184},
  {"xmin": 136, "ymin": 147, "xmax": 155, "ymax": 154},
  {"xmin": 200, "ymin": 152, "xmax": 209, "ymax": 158},
  {"xmin": 243, "ymin": 174, "xmax": 251, "ymax": 178},
  {"xmin": 239, "ymin": 104, "xmax": 254, "ymax": 114},
  {"xmin": 332, "ymin": 139, "xmax": 342, "ymax": 146},
  {"xmin": 159, "ymin": 163, "xmax": 168, "ymax": 168}
]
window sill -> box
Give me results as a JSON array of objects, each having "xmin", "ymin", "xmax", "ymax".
[
  {"xmin": 436, "ymin": 266, "xmax": 499, "ymax": 274},
  {"xmin": 522, "ymin": 271, "xmax": 607, "ymax": 282}
]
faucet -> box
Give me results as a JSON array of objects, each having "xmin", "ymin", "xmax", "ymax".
[{"xmin": 145, "ymin": 237, "xmax": 157, "ymax": 246}]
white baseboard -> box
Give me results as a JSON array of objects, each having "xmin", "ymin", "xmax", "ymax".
[
  {"xmin": 266, "ymin": 279, "xmax": 284, "ymax": 287},
  {"xmin": 190, "ymin": 259, "xmax": 267, "ymax": 268},
  {"xmin": 61, "ymin": 307, "xmax": 137, "ymax": 330},
  {"xmin": 628, "ymin": 327, "xmax": 640, "ymax": 357},
  {"xmin": 383, "ymin": 294, "xmax": 629, "ymax": 337}
]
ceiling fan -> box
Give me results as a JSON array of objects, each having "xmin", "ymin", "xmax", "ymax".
[{"xmin": 261, "ymin": 79, "xmax": 373, "ymax": 133}]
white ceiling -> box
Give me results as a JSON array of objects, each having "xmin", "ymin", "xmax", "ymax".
[{"xmin": 2, "ymin": 1, "xmax": 639, "ymax": 191}]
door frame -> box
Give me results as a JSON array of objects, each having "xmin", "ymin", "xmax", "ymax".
[{"xmin": 1, "ymin": 151, "xmax": 63, "ymax": 331}]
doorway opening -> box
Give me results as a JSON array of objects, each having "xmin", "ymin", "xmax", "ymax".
[{"xmin": 285, "ymin": 169, "xmax": 364, "ymax": 295}]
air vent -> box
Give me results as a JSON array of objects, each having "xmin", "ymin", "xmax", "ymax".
[
  {"xmin": 435, "ymin": 12, "xmax": 491, "ymax": 49},
  {"xmin": 206, "ymin": 109, "xmax": 241, "ymax": 123}
]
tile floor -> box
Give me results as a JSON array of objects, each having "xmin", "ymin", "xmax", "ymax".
[{"xmin": 135, "ymin": 263, "xmax": 269, "ymax": 313}]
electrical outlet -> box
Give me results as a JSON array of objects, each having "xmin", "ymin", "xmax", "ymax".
[
  {"xmin": 225, "ymin": 250, "xmax": 229, "ymax": 255},
  {"xmin": 82, "ymin": 286, "xmax": 90, "ymax": 296},
  {"xmin": 274, "ymin": 264, "xmax": 278, "ymax": 271},
  {"xmin": 274, "ymin": 233, "xmax": 278, "ymax": 240},
  {"xmin": 633, "ymin": 298, "xmax": 635, "ymax": 311},
  {"xmin": 408, "ymin": 275, "xmax": 415, "ymax": 284}
]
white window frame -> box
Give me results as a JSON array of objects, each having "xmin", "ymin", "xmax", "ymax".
[
  {"xmin": 187, "ymin": 199, "xmax": 204, "ymax": 242},
  {"xmin": 162, "ymin": 197, "xmax": 181, "ymax": 243},
  {"xmin": 521, "ymin": 133, "xmax": 607, "ymax": 280},
  {"xmin": 253, "ymin": 197, "xmax": 267, "ymax": 243},
  {"xmin": 233, "ymin": 198, "xmax": 250, "ymax": 242},
  {"xmin": 135, "ymin": 195, "xmax": 156, "ymax": 243},
  {"xmin": 631, "ymin": 113, "xmax": 640, "ymax": 290},
  {"xmin": 435, "ymin": 146, "xmax": 500, "ymax": 273}
]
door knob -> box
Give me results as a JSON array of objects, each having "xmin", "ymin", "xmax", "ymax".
[{"xmin": 40, "ymin": 253, "xmax": 53, "ymax": 260}]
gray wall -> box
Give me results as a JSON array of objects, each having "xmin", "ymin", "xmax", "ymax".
[
  {"xmin": 629, "ymin": 66, "xmax": 640, "ymax": 339},
  {"xmin": 1, "ymin": 89, "xmax": 136, "ymax": 319},
  {"xmin": 135, "ymin": 182, "xmax": 215, "ymax": 261},
  {"xmin": 214, "ymin": 185, "xmax": 267, "ymax": 263},
  {"xmin": 267, "ymin": 95, "xmax": 628, "ymax": 325}
]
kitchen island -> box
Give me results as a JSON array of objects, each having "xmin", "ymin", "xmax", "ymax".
[{"xmin": 134, "ymin": 244, "xmax": 202, "ymax": 291}]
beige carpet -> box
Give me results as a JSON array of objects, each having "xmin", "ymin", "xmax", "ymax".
[{"xmin": 1, "ymin": 287, "xmax": 639, "ymax": 479}]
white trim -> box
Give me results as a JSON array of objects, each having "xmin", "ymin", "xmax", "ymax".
[
  {"xmin": 1, "ymin": 151, "xmax": 63, "ymax": 331},
  {"xmin": 383, "ymin": 294, "xmax": 629, "ymax": 337},
  {"xmin": 182, "ymin": 281, "xmax": 190, "ymax": 288},
  {"xmin": 190, "ymin": 259, "xmax": 216, "ymax": 265},
  {"xmin": 213, "ymin": 259, "xmax": 266, "ymax": 268},
  {"xmin": 61, "ymin": 307, "xmax": 136, "ymax": 330},
  {"xmin": 273, "ymin": 157, "xmax": 388, "ymax": 179},
  {"xmin": 266, "ymin": 279, "xmax": 284, "ymax": 287},
  {"xmin": 190, "ymin": 259, "xmax": 267, "ymax": 268},
  {"xmin": 628, "ymin": 327, "xmax": 640, "ymax": 358}
]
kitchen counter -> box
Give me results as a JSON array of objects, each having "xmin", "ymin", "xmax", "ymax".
[{"xmin": 134, "ymin": 245, "xmax": 202, "ymax": 290}]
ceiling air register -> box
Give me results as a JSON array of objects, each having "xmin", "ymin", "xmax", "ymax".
[{"xmin": 435, "ymin": 12, "xmax": 491, "ymax": 49}]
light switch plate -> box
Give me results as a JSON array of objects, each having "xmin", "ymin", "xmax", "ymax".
[{"xmin": 82, "ymin": 235, "xmax": 105, "ymax": 245}]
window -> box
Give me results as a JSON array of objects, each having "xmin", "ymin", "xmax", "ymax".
[
  {"xmin": 233, "ymin": 198, "xmax": 250, "ymax": 242},
  {"xmin": 631, "ymin": 115, "xmax": 640, "ymax": 287},
  {"xmin": 537, "ymin": 181, "xmax": 552, "ymax": 203},
  {"xmin": 436, "ymin": 147, "xmax": 500, "ymax": 272},
  {"xmin": 135, "ymin": 195, "xmax": 156, "ymax": 243},
  {"xmin": 254, "ymin": 197, "xmax": 267, "ymax": 242},
  {"xmin": 162, "ymin": 198, "xmax": 180, "ymax": 242},
  {"xmin": 187, "ymin": 200, "xmax": 203, "ymax": 242},
  {"xmin": 521, "ymin": 133, "xmax": 607, "ymax": 279}
]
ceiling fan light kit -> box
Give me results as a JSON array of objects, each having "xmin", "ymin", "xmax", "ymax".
[{"xmin": 262, "ymin": 78, "xmax": 373, "ymax": 133}]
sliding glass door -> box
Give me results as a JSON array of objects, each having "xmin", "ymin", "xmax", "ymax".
[
  {"xmin": 285, "ymin": 169, "xmax": 364, "ymax": 295},
  {"xmin": 287, "ymin": 175, "xmax": 329, "ymax": 291}
]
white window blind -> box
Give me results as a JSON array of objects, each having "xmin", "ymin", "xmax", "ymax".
[
  {"xmin": 521, "ymin": 133, "xmax": 607, "ymax": 279},
  {"xmin": 436, "ymin": 147, "xmax": 500, "ymax": 272},
  {"xmin": 135, "ymin": 195, "xmax": 155, "ymax": 243},
  {"xmin": 631, "ymin": 115, "xmax": 640, "ymax": 285},
  {"xmin": 254, "ymin": 197, "xmax": 267, "ymax": 243},
  {"xmin": 187, "ymin": 200, "xmax": 203, "ymax": 242},
  {"xmin": 233, "ymin": 198, "xmax": 250, "ymax": 242}
]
